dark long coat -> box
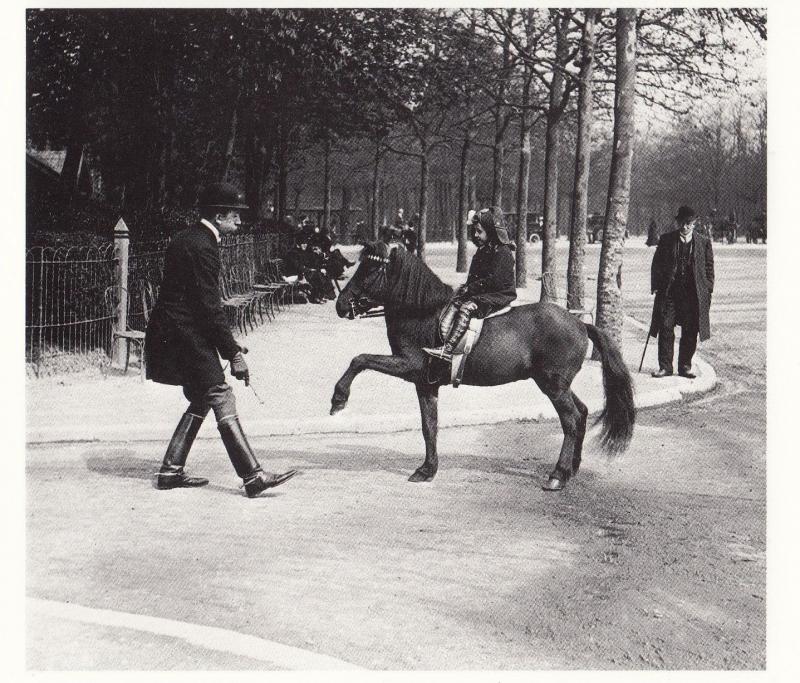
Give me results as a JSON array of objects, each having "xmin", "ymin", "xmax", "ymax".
[
  {"xmin": 649, "ymin": 229, "xmax": 714, "ymax": 341},
  {"xmin": 145, "ymin": 224, "xmax": 240, "ymax": 388},
  {"xmin": 464, "ymin": 242, "xmax": 517, "ymax": 318}
]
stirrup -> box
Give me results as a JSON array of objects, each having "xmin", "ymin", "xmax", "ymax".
[{"xmin": 422, "ymin": 346, "xmax": 453, "ymax": 361}]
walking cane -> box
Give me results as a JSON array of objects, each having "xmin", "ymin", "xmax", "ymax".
[{"xmin": 638, "ymin": 331, "xmax": 650, "ymax": 373}]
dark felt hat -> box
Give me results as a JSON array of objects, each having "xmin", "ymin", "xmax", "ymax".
[
  {"xmin": 675, "ymin": 205, "xmax": 696, "ymax": 224},
  {"xmin": 197, "ymin": 182, "xmax": 249, "ymax": 210}
]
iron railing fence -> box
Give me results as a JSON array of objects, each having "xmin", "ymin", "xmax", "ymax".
[
  {"xmin": 26, "ymin": 231, "xmax": 290, "ymax": 377},
  {"xmin": 26, "ymin": 244, "xmax": 116, "ymax": 375}
]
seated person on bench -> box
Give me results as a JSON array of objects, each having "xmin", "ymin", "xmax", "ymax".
[{"xmin": 423, "ymin": 207, "xmax": 516, "ymax": 362}]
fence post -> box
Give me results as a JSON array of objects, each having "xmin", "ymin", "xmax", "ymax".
[{"xmin": 112, "ymin": 218, "xmax": 130, "ymax": 367}]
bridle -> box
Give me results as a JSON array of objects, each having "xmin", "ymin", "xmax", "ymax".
[{"xmin": 347, "ymin": 252, "xmax": 390, "ymax": 319}]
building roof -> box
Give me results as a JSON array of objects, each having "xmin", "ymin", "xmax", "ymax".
[{"xmin": 26, "ymin": 148, "xmax": 67, "ymax": 177}]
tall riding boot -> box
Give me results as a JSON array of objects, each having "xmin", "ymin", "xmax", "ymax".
[
  {"xmin": 156, "ymin": 413, "xmax": 209, "ymax": 489},
  {"xmin": 423, "ymin": 308, "xmax": 472, "ymax": 361},
  {"xmin": 218, "ymin": 417, "xmax": 298, "ymax": 498}
]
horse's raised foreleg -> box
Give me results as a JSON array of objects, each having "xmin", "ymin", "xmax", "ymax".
[
  {"xmin": 330, "ymin": 354, "xmax": 420, "ymax": 415},
  {"xmin": 409, "ymin": 384, "xmax": 439, "ymax": 482}
]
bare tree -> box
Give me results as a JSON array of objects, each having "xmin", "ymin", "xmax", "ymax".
[
  {"xmin": 567, "ymin": 9, "xmax": 599, "ymax": 311},
  {"xmin": 512, "ymin": 9, "xmax": 546, "ymax": 286},
  {"xmin": 595, "ymin": 8, "xmax": 637, "ymax": 348},
  {"xmin": 540, "ymin": 9, "xmax": 578, "ymax": 302}
]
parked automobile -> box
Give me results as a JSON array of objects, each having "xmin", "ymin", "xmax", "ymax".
[{"xmin": 503, "ymin": 211, "xmax": 543, "ymax": 243}]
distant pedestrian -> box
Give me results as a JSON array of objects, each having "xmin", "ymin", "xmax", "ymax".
[
  {"xmin": 145, "ymin": 182, "xmax": 298, "ymax": 496},
  {"xmin": 646, "ymin": 218, "xmax": 659, "ymax": 246},
  {"xmin": 284, "ymin": 230, "xmax": 331, "ymax": 303},
  {"xmin": 648, "ymin": 205, "xmax": 714, "ymax": 379}
]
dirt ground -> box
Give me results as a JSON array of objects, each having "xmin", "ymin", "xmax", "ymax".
[{"xmin": 26, "ymin": 244, "xmax": 766, "ymax": 670}]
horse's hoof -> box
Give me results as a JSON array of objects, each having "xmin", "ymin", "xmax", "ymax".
[
  {"xmin": 408, "ymin": 468, "xmax": 436, "ymax": 483},
  {"xmin": 542, "ymin": 476, "xmax": 565, "ymax": 492},
  {"xmin": 330, "ymin": 401, "xmax": 347, "ymax": 415}
]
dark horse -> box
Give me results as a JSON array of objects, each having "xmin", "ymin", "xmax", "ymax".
[{"xmin": 332, "ymin": 241, "xmax": 635, "ymax": 491}]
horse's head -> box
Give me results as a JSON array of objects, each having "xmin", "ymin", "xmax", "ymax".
[{"xmin": 335, "ymin": 241, "xmax": 393, "ymax": 319}]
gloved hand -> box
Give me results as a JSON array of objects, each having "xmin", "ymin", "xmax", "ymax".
[{"xmin": 231, "ymin": 352, "xmax": 250, "ymax": 386}]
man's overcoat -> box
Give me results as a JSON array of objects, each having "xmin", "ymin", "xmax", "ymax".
[
  {"xmin": 145, "ymin": 225, "xmax": 240, "ymax": 388},
  {"xmin": 649, "ymin": 229, "xmax": 714, "ymax": 341},
  {"xmin": 464, "ymin": 242, "xmax": 517, "ymax": 318}
]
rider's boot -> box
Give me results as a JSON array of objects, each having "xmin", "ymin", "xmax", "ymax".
[
  {"xmin": 218, "ymin": 416, "xmax": 298, "ymax": 498},
  {"xmin": 423, "ymin": 308, "xmax": 472, "ymax": 362},
  {"xmin": 155, "ymin": 412, "xmax": 209, "ymax": 489}
]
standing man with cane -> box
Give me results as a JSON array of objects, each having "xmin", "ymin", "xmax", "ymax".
[
  {"xmin": 647, "ymin": 205, "xmax": 714, "ymax": 379},
  {"xmin": 145, "ymin": 182, "xmax": 298, "ymax": 497}
]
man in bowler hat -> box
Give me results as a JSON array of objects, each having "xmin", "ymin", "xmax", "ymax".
[
  {"xmin": 145, "ymin": 182, "xmax": 298, "ymax": 497},
  {"xmin": 648, "ymin": 205, "xmax": 715, "ymax": 379}
]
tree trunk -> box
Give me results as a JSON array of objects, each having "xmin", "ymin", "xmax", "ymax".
[
  {"xmin": 244, "ymin": 127, "xmax": 261, "ymax": 220},
  {"xmin": 541, "ymin": 12, "xmax": 568, "ymax": 303},
  {"xmin": 595, "ymin": 8, "xmax": 637, "ymax": 349},
  {"xmin": 515, "ymin": 78, "xmax": 533, "ymax": 288},
  {"xmin": 322, "ymin": 135, "xmax": 332, "ymax": 230},
  {"xmin": 276, "ymin": 130, "xmax": 289, "ymax": 221},
  {"xmin": 456, "ymin": 128, "xmax": 473, "ymax": 272},
  {"xmin": 60, "ymin": 142, "xmax": 84, "ymax": 204},
  {"xmin": 220, "ymin": 107, "xmax": 238, "ymax": 182},
  {"xmin": 567, "ymin": 9, "xmax": 598, "ymax": 312},
  {"xmin": 541, "ymin": 114, "xmax": 560, "ymax": 302},
  {"xmin": 491, "ymin": 137, "xmax": 504, "ymax": 208},
  {"xmin": 418, "ymin": 145, "xmax": 429, "ymax": 262},
  {"xmin": 371, "ymin": 137, "xmax": 381, "ymax": 239},
  {"xmin": 341, "ymin": 185, "xmax": 351, "ymax": 237}
]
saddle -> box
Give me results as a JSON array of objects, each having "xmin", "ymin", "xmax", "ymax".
[{"xmin": 437, "ymin": 306, "xmax": 512, "ymax": 388}]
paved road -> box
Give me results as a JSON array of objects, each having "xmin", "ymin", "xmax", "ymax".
[{"xmin": 26, "ymin": 241, "xmax": 766, "ymax": 670}]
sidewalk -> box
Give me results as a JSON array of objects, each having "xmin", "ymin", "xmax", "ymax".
[{"xmin": 26, "ymin": 258, "xmax": 716, "ymax": 445}]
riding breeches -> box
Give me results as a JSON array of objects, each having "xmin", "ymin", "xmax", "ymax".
[
  {"xmin": 440, "ymin": 299, "xmax": 479, "ymax": 342},
  {"xmin": 182, "ymin": 383, "xmax": 237, "ymax": 423}
]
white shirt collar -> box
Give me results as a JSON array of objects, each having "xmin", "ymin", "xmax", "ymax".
[
  {"xmin": 679, "ymin": 230, "xmax": 694, "ymax": 244},
  {"xmin": 200, "ymin": 218, "xmax": 221, "ymax": 243}
]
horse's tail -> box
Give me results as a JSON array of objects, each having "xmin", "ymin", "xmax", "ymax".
[{"xmin": 585, "ymin": 323, "xmax": 635, "ymax": 454}]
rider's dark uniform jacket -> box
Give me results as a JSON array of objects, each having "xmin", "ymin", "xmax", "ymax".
[
  {"xmin": 464, "ymin": 242, "xmax": 517, "ymax": 318},
  {"xmin": 145, "ymin": 224, "xmax": 240, "ymax": 388}
]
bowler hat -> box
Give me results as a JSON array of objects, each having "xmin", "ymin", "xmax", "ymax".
[
  {"xmin": 675, "ymin": 205, "xmax": 696, "ymax": 224},
  {"xmin": 197, "ymin": 182, "xmax": 249, "ymax": 210}
]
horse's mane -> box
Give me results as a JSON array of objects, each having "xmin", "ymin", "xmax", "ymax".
[
  {"xmin": 384, "ymin": 246, "xmax": 453, "ymax": 314},
  {"xmin": 359, "ymin": 242, "xmax": 452, "ymax": 314}
]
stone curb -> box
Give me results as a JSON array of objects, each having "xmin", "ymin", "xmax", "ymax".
[{"xmin": 27, "ymin": 317, "xmax": 716, "ymax": 445}]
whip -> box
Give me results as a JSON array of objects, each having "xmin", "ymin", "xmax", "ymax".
[{"xmin": 249, "ymin": 381, "xmax": 266, "ymax": 405}]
